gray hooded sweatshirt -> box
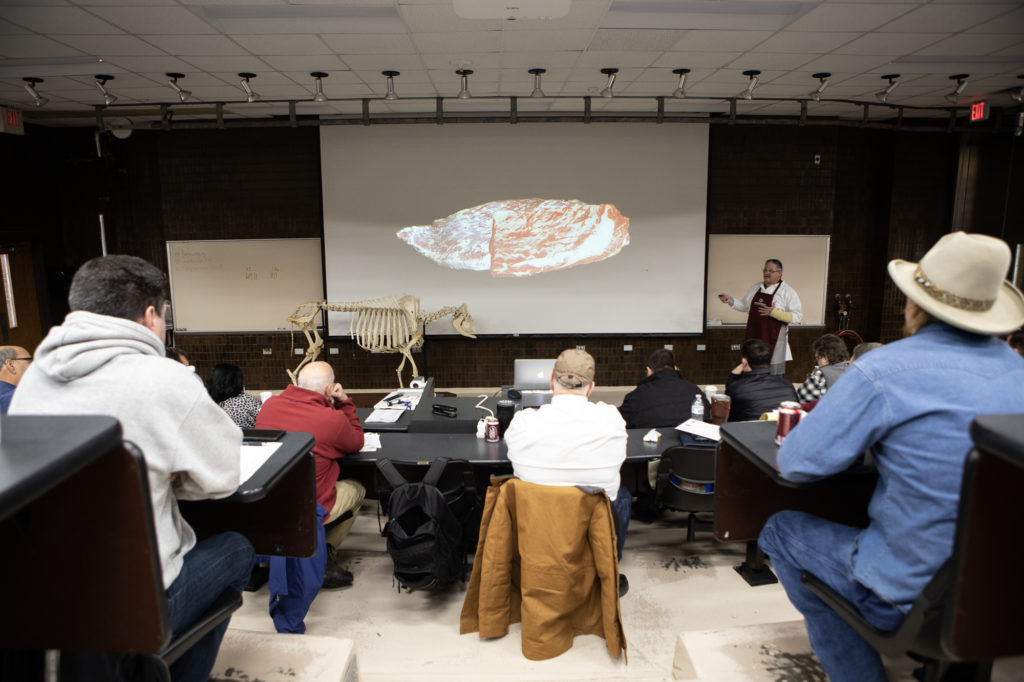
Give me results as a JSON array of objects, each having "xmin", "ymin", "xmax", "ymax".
[{"xmin": 10, "ymin": 311, "xmax": 242, "ymax": 589}]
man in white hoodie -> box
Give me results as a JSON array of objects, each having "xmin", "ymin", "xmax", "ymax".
[{"xmin": 11, "ymin": 255, "xmax": 254, "ymax": 682}]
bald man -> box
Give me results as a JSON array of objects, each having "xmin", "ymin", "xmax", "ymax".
[
  {"xmin": 256, "ymin": 361, "xmax": 366, "ymax": 588},
  {"xmin": 0, "ymin": 345, "xmax": 32, "ymax": 414}
]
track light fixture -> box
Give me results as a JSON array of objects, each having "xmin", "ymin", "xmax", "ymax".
[
  {"xmin": 944, "ymin": 73, "xmax": 969, "ymax": 104},
  {"xmin": 95, "ymin": 75, "xmax": 117, "ymax": 105},
  {"xmin": 739, "ymin": 70, "xmax": 760, "ymax": 100},
  {"xmin": 671, "ymin": 68, "xmax": 690, "ymax": 99},
  {"xmin": 456, "ymin": 69, "xmax": 473, "ymax": 100},
  {"xmin": 382, "ymin": 70, "xmax": 399, "ymax": 101},
  {"xmin": 875, "ymin": 74, "xmax": 900, "ymax": 103},
  {"xmin": 528, "ymin": 68, "xmax": 546, "ymax": 99},
  {"xmin": 311, "ymin": 71, "xmax": 329, "ymax": 102},
  {"xmin": 1012, "ymin": 75, "xmax": 1024, "ymax": 104},
  {"xmin": 22, "ymin": 77, "xmax": 48, "ymax": 108},
  {"xmin": 166, "ymin": 72, "xmax": 191, "ymax": 102},
  {"xmin": 238, "ymin": 72, "xmax": 260, "ymax": 103},
  {"xmin": 600, "ymin": 68, "xmax": 618, "ymax": 99},
  {"xmin": 807, "ymin": 72, "xmax": 831, "ymax": 102}
]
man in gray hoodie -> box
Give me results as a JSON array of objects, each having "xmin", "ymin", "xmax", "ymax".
[{"xmin": 11, "ymin": 255, "xmax": 254, "ymax": 682}]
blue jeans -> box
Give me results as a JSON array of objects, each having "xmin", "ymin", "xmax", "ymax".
[
  {"xmin": 612, "ymin": 485, "xmax": 631, "ymax": 560},
  {"xmin": 758, "ymin": 511, "xmax": 907, "ymax": 682},
  {"xmin": 165, "ymin": 531, "xmax": 255, "ymax": 682}
]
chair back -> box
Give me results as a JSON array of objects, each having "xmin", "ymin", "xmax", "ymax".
[
  {"xmin": 942, "ymin": 414, "xmax": 1024, "ymax": 660},
  {"xmin": 657, "ymin": 445, "xmax": 716, "ymax": 514}
]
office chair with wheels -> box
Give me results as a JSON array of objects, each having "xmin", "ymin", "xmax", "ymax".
[
  {"xmin": 655, "ymin": 445, "xmax": 716, "ymax": 541},
  {"xmin": 801, "ymin": 414, "xmax": 1024, "ymax": 682}
]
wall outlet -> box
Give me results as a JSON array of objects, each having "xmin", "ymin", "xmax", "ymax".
[
  {"xmin": 623, "ymin": 344, "xmax": 632, "ymax": 352},
  {"xmin": 294, "ymin": 348, "xmax": 304, "ymax": 355},
  {"xmin": 696, "ymin": 344, "xmax": 706, "ymax": 351},
  {"xmin": 262, "ymin": 348, "xmax": 272, "ymax": 356},
  {"xmin": 731, "ymin": 344, "xmax": 741, "ymax": 351},
  {"xmin": 329, "ymin": 347, "xmax": 339, "ymax": 355},
  {"xmin": 663, "ymin": 344, "xmax": 673, "ymax": 351},
  {"xmin": 576, "ymin": 345, "xmax": 585, "ymax": 351}
]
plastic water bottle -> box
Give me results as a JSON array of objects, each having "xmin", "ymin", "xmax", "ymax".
[{"xmin": 691, "ymin": 394, "xmax": 705, "ymax": 423}]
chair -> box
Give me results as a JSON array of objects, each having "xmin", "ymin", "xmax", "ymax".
[
  {"xmin": 1, "ymin": 421, "xmax": 241, "ymax": 681},
  {"xmin": 800, "ymin": 413, "xmax": 1024, "ymax": 682},
  {"xmin": 655, "ymin": 445, "xmax": 716, "ymax": 541}
]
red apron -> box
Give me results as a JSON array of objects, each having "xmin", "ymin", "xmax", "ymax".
[{"xmin": 745, "ymin": 283, "xmax": 783, "ymax": 353}]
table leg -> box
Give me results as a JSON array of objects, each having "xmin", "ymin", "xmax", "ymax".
[{"xmin": 734, "ymin": 540, "xmax": 778, "ymax": 586}]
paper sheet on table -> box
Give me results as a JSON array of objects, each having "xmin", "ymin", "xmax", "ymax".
[
  {"xmin": 675, "ymin": 419, "xmax": 721, "ymax": 441},
  {"xmin": 239, "ymin": 441, "xmax": 283, "ymax": 485},
  {"xmin": 360, "ymin": 433, "xmax": 382, "ymax": 452},
  {"xmin": 372, "ymin": 392, "xmax": 421, "ymax": 410},
  {"xmin": 365, "ymin": 408, "xmax": 404, "ymax": 423}
]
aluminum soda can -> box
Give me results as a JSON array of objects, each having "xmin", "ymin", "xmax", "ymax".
[
  {"xmin": 775, "ymin": 401, "xmax": 802, "ymax": 445},
  {"xmin": 485, "ymin": 417, "xmax": 500, "ymax": 442}
]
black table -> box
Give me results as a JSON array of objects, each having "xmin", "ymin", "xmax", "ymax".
[{"xmin": 715, "ymin": 420, "xmax": 878, "ymax": 585}]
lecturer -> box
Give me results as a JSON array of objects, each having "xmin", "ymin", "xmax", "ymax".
[{"xmin": 718, "ymin": 259, "xmax": 802, "ymax": 374}]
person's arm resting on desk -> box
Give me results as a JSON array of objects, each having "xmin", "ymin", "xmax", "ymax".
[
  {"xmin": 776, "ymin": 365, "xmax": 882, "ymax": 483},
  {"xmin": 172, "ymin": 390, "xmax": 243, "ymax": 499}
]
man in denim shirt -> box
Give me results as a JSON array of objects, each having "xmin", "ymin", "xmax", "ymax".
[{"xmin": 758, "ymin": 232, "xmax": 1024, "ymax": 682}]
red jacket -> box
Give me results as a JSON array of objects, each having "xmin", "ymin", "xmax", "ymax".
[{"xmin": 255, "ymin": 384, "xmax": 364, "ymax": 511}]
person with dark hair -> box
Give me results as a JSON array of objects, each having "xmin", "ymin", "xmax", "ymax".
[
  {"xmin": 10, "ymin": 255, "xmax": 253, "ymax": 682},
  {"xmin": 795, "ymin": 334, "xmax": 851, "ymax": 403},
  {"xmin": 759, "ymin": 232, "xmax": 1024, "ymax": 681},
  {"xmin": 1007, "ymin": 329, "xmax": 1024, "ymax": 356},
  {"xmin": 618, "ymin": 348, "xmax": 708, "ymax": 428},
  {"xmin": 207, "ymin": 363, "xmax": 262, "ymax": 429},
  {"xmin": 166, "ymin": 346, "xmax": 189, "ymax": 365},
  {"xmin": 718, "ymin": 258, "xmax": 803, "ymax": 374},
  {"xmin": 725, "ymin": 338, "xmax": 798, "ymax": 421}
]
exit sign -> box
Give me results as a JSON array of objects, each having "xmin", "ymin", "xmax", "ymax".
[
  {"xmin": 970, "ymin": 101, "xmax": 989, "ymax": 122},
  {"xmin": 0, "ymin": 108, "xmax": 24, "ymax": 136}
]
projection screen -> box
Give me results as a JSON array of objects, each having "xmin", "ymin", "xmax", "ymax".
[{"xmin": 320, "ymin": 123, "xmax": 709, "ymax": 336}]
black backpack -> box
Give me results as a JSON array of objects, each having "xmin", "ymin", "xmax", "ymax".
[{"xmin": 376, "ymin": 457, "xmax": 473, "ymax": 592}]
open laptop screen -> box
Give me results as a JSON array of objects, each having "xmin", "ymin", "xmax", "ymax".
[{"xmin": 513, "ymin": 359, "xmax": 556, "ymax": 391}]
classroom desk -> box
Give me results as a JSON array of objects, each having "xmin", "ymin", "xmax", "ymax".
[
  {"xmin": 180, "ymin": 429, "xmax": 318, "ymax": 557},
  {"xmin": 715, "ymin": 420, "xmax": 877, "ymax": 585}
]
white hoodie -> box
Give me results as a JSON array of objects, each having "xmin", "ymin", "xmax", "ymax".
[{"xmin": 11, "ymin": 311, "xmax": 242, "ymax": 588}]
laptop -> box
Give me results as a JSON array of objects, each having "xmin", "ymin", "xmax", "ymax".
[{"xmin": 513, "ymin": 358, "xmax": 556, "ymax": 391}]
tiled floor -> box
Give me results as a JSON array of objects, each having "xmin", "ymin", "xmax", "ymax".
[{"xmin": 224, "ymin": 503, "xmax": 1023, "ymax": 682}]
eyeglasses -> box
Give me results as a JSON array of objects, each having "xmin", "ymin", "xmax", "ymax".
[
  {"xmin": 10, "ymin": 357, "xmax": 31, "ymax": 362},
  {"xmin": 763, "ymin": 269, "xmax": 781, "ymax": 274}
]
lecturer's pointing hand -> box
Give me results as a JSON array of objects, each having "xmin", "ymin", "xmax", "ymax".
[{"xmin": 717, "ymin": 293, "xmax": 732, "ymax": 305}]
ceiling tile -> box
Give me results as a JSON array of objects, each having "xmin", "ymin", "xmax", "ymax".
[
  {"xmin": 168, "ymin": 54, "xmax": 271, "ymax": 72},
  {"xmin": 89, "ymin": 6, "xmax": 218, "ymax": 35},
  {"xmin": 915, "ymin": 33, "xmax": 1024, "ymax": 57},
  {"xmin": 0, "ymin": 19, "xmax": 27, "ymax": 35},
  {"xmin": 502, "ymin": 28, "xmax": 593, "ymax": 52},
  {"xmin": 798, "ymin": 54, "xmax": 899, "ymax": 73},
  {"xmin": 420, "ymin": 52, "xmax": 500, "ymax": 70},
  {"xmin": 0, "ymin": 35, "xmax": 87, "ymax": 59},
  {"xmin": 588, "ymin": 29, "xmax": 685, "ymax": 52},
  {"xmin": 413, "ymin": 31, "xmax": 501, "ymax": 54},
  {"xmin": 754, "ymin": 31, "xmax": 863, "ymax": 53},
  {"xmin": 232, "ymin": 35, "xmax": 333, "ymax": 55},
  {"xmin": 50, "ymin": 34, "xmax": 166, "ymax": 56},
  {"xmin": 835, "ymin": 32, "xmax": 946, "ymax": 55},
  {"xmin": 0, "ymin": 6, "xmax": 122, "ymax": 35},
  {"xmin": 731, "ymin": 53, "xmax": 816, "ymax": 71},
  {"xmin": 261, "ymin": 55, "xmax": 349, "ymax": 71},
  {"xmin": 877, "ymin": 3, "xmax": 1011, "ymax": 33},
  {"xmin": 141, "ymin": 35, "xmax": 248, "ymax": 56},
  {"xmin": 321, "ymin": 33, "xmax": 416, "ymax": 54},
  {"xmin": 651, "ymin": 52, "xmax": 742, "ymax": 69},
  {"xmin": 500, "ymin": 51, "xmax": 581, "ymax": 68},
  {"xmin": 785, "ymin": 3, "xmax": 915, "ymax": 32},
  {"xmin": 670, "ymin": 29, "xmax": 774, "ymax": 52},
  {"xmin": 574, "ymin": 50, "xmax": 661, "ymax": 68},
  {"xmin": 353, "ymin": 67, "xmax": 432, "ymax": 84},
  {"xmin": 967, "ymin": 6, "xmax": 1024, "ymax": 33},
  {"xmin": 341, "ymin": 53, "xmax": 426, "ymax": 71}
]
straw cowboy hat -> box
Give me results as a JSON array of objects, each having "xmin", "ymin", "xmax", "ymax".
[{"xmin": 888, "ymin": 231, "xmax": 1024, "ymax": 336}]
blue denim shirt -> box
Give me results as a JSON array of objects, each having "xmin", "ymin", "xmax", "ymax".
[{"xmin": 777, "ymin": 322, "xmax": 1024, "ymax": 606}]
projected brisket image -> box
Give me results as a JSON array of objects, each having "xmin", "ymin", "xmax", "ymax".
[{"xmin": 396, "ymin": 199, "xmax": 630, "ymax": 277}]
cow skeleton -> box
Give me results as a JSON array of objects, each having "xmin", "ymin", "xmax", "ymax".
[{"xmin": 287, "ymin": 295, "xmax": 476, "ymax": 387}]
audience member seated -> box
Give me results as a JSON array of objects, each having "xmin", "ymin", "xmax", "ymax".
[
  {"xmin": 725, "ymin": 339, "xmax": 798, "ymax": 421},
  {"xmin": 758, "ymin": 232, "xmax": 1024, "ymax": 682},
  {"xmin": 1007, "ymin": 329, "xmax": 1024, "ymax": 356},
  {"xmin": 618, "ymin": 348, "xmax": 709, "ymax": 428},
  {"xmin": 504, "ymin": 348, "xmax": 631, "ymax": 597},
  {"xmin": 10, "ymin": 255, "xmax": 253, "ymax": 682},
  {"xmin": 851, "ymin": 341, "xmax": 883, "ymax": 362},
  {"xmin": 166, "ymin": 345, "xmax": 190, "ymax": 365},
  {"xmin": 207, "ymin": 363, "xmax": 262, "ymax": 429},
  {"xmin": 796, "ymin": 334, "xmax": 850, "ymax": 404},
  {"xmin": 255, "ymin": 362, "xmax": 366, "ymax": 630},
  {"xmin": 0, "ymin": 345, "xmax": 32, "ymax": 414}
]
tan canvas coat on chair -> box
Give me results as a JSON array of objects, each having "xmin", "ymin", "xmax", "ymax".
[{"xmin": 459, "ymin": 477, "xmax": 627, "ymax": 661}]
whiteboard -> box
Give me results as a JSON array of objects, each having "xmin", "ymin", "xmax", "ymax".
[
  {"xmin": 706, "ymin": 235, "xmax": 829, "ymax": 327},
  {"xmin": 167, "ymin": 239, "xmax": 324, "ymax": 332}
]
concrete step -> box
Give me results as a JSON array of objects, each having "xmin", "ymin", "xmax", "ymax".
[{"xmin": 211, "ymin": 629, "xmax": 358, "ymax": 682}]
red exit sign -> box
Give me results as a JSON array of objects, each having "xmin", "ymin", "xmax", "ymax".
[
  {"xmin": 0, "ymin": 107, "xmax": 25, "ymax": 136},
  {"xmin": 970, "ymin": 101, "xmax": 989, "ymax": 122}
]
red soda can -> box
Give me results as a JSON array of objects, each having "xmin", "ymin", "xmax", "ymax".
[
  {"xmin": 775, "ymin": 401, "xmax": 802, "ymax": 445},
  {"xmin": 485, "ymin": 417, "xmax": 500, "ymax": 442}
]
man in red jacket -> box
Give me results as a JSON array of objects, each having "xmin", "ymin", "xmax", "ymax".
[{"xmin": 257, "ymin": 361, "xmax": 365, "ymax": 587}]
